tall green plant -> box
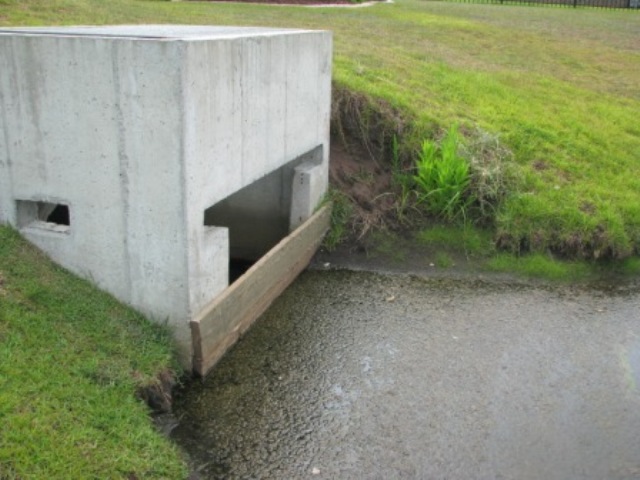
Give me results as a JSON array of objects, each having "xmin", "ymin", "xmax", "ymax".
[
  {"xmin": 391, "ymin": 135, "xmax": 415, "ymax": 217},
  {"xmin": 322, "ymin": 189, "xmax": 353, "ymax": 251},
  {"xmin": 413, "ymin": 125, "xmax": 472, "ymax": 221}
]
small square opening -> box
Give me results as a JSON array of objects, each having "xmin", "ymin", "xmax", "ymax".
[
  {"xmin": 16, "ymin": 200, "xmax": 71, "ymax": 233},
  {"xmin": 43, "ymin": 204, "xmax": 70, "ymax": 225}
]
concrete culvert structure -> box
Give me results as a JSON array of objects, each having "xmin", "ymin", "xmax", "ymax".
[{"xmin": 0, "ymin": 25, "xmax": 333, "ymax": 375}]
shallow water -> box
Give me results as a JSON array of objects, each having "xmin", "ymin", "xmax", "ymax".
[{"xmin": 171, "ymin": 270, "xmax": 640, "ymax": 479}]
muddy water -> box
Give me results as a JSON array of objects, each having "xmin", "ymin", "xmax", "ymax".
[{"xmin": 171, "ymin": 271, "xmax": 640, "ymax": 479}]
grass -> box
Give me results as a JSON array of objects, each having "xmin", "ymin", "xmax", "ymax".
[
  {"xmin": 0, "ymin": 226, "xmax": 188, "ymax": 479},
  {"xmin": 413, "ymin": 125, "xmax": 472, "ymax": 220},
  {"xmin": 1, "ymin": 0, "xmax": 639, "ymax": 258},
  {"xmin": 366, "ymin": 224, "xmax": 601, "ymax": 280},
  {"xmin": 331, "ymin": 3, "xmax": 639, "ymax": 258},
  {"xmin": 415, "ymin": 224, "xmax": 640, "ymax": 281},
  {"xmin": 368, "ymin": 230, "xmax": 409, "ymax": 262},
  {"xmin": 434, "ymin": 251, "xmax": 454, "ymax": 268},
  {"xmin": 487, "ymin": 252, "xmax": 593, "ymax": 281},
  {"xmin": 416, "ymin": 224, "xmax": 496, "ymax": 257},
  {"xmin": 323, "ymin": 189, "xmax": 354, "ymax": 250}
]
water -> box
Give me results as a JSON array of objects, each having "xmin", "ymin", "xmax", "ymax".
[{"xmin": 171, "ymin": 270, "xmax": 640, "ymax": 479}]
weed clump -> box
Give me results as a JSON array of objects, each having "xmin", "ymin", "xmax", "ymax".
[
  {"xmin": 413, "ymin": 125, "xmax": 472, "ymax": 221},
  {"xmin": 323, "ymin": 188, "xmax": 354, "ymax": 251},
  {"xmin": 461, "ymin": 126, "xmax": 517, "ymax": 224},
  {"xmin": 396, "ymin": 124, "xmax": 516, "ymax": 226}
]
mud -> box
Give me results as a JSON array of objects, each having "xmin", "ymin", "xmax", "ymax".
[{"xmin": 171, "ymin": 270, "xmax": 640, "ymax": 479}]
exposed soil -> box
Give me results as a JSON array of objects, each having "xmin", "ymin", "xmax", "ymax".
[
  {"xmin": 136, "ymin": 369, "xmax": 178, "ymax": 414},
  {"xmin": 329, "ymin": 136, "xmax": 402, "ymax": 241},
  {"xmin": 324, "ymin": 137, "xmax": 509, "ymax": 283}
]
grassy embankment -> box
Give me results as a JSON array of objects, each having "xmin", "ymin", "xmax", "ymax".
[{"xmin": 0, "ymin": 228, "xmax": 188, "ymax": 478}]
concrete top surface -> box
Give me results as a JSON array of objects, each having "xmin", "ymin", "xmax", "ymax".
[{"xmin": 0, "ymin": 24, "xmax": 321, "ymax": 40}]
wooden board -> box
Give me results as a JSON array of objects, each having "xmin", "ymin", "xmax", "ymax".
[{"xmin": 190, "ymin": 205, "xmax": 331, "ymax": 376}]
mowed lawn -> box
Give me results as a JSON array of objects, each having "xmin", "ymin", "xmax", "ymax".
[{"xmin": 1, "ymin": 0, "xmax": 639, "ymax": 258}]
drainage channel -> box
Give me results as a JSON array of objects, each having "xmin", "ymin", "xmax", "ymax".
[{"xmin": 171, "ymin": 270, "xmax": 640, "ymax": 479}]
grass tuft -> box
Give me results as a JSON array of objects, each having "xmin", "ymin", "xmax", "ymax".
[
  {"xmin": 620, "ymin": 257, "xmax": 640, "ymax": 276},
  {"xmin": 323, "ymin": 189, "xmax": 354, "ymax": 251},
  {"xmin": 435, "ymin": 251, "xmax": 454, "ymax": 268},
  {"xmin": 413, "ymin": 125, "xmax": 473, "ymax": 221},
  {"xmin": 416, "ymin": 225, "xmax": 496, "ymax": 257}
]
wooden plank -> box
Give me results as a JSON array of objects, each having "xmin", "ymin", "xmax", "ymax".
[{"xmin": 191, "ymin": 205, "xmax": 331, "ymax": 376}]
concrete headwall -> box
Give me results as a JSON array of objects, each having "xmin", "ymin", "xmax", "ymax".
[
  {"xmin": 182, "ymin": 33, "xmax": 331, "ymax": 318},
  {"xmin": 0, "ymin": 25, "xmax": 332, "ymax": 369},
  {"xmin": 0, "ymin": 32, "xmax": 191, "ymax": 324}
]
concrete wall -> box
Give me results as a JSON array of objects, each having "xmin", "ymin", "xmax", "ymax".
[
  {"xmin": 0, "ymin": 25, "xmax": 332, "ymax": 369},
  {"xmin": 0, "ymin": 31, "xmax": 193, "ymax": 361}
]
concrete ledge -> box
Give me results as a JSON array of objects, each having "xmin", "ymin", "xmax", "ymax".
[
  {"xmin": 289, "ymin": 153, "xmax": 326, "ymax": 231},
  {"xmin": 191, "ymin": 204, "xmax": 331, "ymax": 377}
]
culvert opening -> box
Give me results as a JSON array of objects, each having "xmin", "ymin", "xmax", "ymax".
[
  {"xmin": 229, "ymin": 258, "xmax": 255, "ymax": 284},
  {"xmin": 45, "ymin": 204, "xmax": 70, "ymax": 225},
  {"xmin": 203, "ymin": 163, "xmax": 296, "ymax": 285},
  {"xmin": 202, "ymin": 147, "xmax": 323, "ymax": 286},
  {"xmin": 16, "ymin": 200, "xmax": 71, "ymax": 232}
]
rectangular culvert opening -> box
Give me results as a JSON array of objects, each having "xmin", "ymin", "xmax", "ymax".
[
  {"xmin": 203, "ymin": 149, "xmax": 322, "ymax": 285},
  {"xmin": 16, "ymin": 200, "xmax": 71, "ymax": 233},
  {"xmin": 204, "ymin": 164, "xmax": 293, "ymax": 285}
]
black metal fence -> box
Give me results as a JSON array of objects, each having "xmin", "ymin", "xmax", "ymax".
[{"xmin": 442, "ymin": 0, "xmax": 639, "ymax": 9}]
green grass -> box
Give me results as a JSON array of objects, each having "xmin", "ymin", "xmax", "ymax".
[
  {"xmin": 434, "ymin": 251, "xmax": 454, "ymax": 268},
  {"xmin": 414, "ymin": 125, "xmax": 472, "ymax": 220},
  {"xmin": 2, "ymin": 0, "xmax": 636, "ymax": 258},
  {"xmin": 0, "ymin": 227, "xmax": 188, "ymax": 479},
  {"xmin": 487, "ymin": 252, "xmax": 593, "ymax": 281},
  {"xmin": 365, "ymin": 224, "xmax": 640, "ymax": 281},
  {"xmin": 415, "ymin": 224, "xmax": 638, "ymax": 281},
  {"xmin": 416, "ymin": 225, "xmax": 496, "ymax": 257},
  {"xmin": 620, "ymin": 256, "xmax": 640, "ymax": 275},
  {"xmin": 323, "ymin": 189, "xmax": 354, "ymax": 251}
]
